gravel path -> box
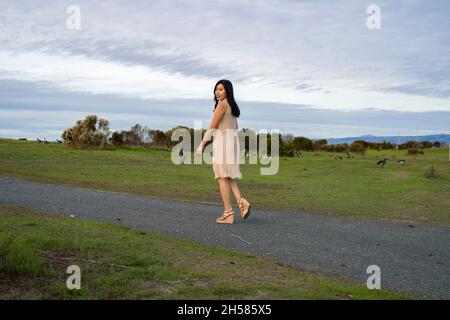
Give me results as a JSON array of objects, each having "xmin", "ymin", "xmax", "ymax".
[{"xmin": 1, "ymin": 175, "xmax": 448, "ymax": 298}]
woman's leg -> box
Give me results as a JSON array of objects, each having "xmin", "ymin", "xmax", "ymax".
[
  {"xmin": 228, "ymin": 178, "xmax": 251, "ymax": 219},
  {"xmin": 228, "ymin": 178, "xmax": 242, "ymax": 204},
  {"xmin": 217, "ymin": 178, "xmax": 233, "ymax": 211}
]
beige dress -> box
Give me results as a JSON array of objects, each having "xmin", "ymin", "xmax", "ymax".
[{"xmin": 212, "ymin": 100, "xmax": 242, "ymax": 180}]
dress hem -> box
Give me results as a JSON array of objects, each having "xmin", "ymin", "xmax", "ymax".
[{"xmin": 214, "ymin": 174, "xmax": 242, "ymax": 180}]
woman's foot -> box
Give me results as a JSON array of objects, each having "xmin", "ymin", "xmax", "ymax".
[
  {"xmin": 238, "ymin": 197, "xmax": 251, "ymax": 220},
  {"xmin": 216, "ymin": 208, "xmax": 234, "ymax": 224}
]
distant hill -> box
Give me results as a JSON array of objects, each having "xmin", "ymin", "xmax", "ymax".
[{"xmin": 322, "ymin": 134, "xmax": 450, "ymax": 146}]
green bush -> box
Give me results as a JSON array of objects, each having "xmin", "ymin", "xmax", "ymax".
[
  {"xmin": 424, "ymin": 165, "xmax": 439, "ymax": 178},
  {"xmin": 292, "ymin": 136, "xmax": 313, "ymax": 151},
  {"xmin": 62, "ymin": 115, "xmax": 111, "ymax": 148},
  {"xmin": 349, "ymin": 142, "xmax": 367, "ymax": 155},
  {"xmin": 407, "ymin": 148, "xmax": 424, "ymax": 156}
]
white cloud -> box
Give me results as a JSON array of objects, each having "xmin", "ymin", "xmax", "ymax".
[
  {"xmin": 0, "ymin": 0, "xmax": 449, "ymax": 139},
  {"xmin": 0, "ymin": 50, "xmax": 214, "ymax": 99},
  {"xmin": 1, "ymin": 49, "xmax": 449, "ymax": 112}
]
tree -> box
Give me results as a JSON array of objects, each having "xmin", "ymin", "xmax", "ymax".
[
  {"xmin": 281, "ymin": 141, "xmax": 295, "ymax": 156},
  {"xmin": 419, "ymin": 141, "xmax": 433, "ymax": 149},
  {"xmin": 399, "ymin": 140, "xmax": 418, "ymax": 150},
  {"xmin": 282, "ymin": 133, "xmax": 294, "ymax": 142},
  {"xmin": 110, "ymin": 131, "xmax": 125, "ymax": 146},
  {"xmin": 313, "ymin": 139, "xmax": 327, "ymax": 151},
  {"xmin": 292, "ymin": 136, "xmax": 313, "ymax": 151},
  {"xmin": 61, "ymin": 114, "xmax": 111, "ymax": 148},
  {"xmin": 381, "ymin": 140, "xmax": 393, "ymax": 150},
  {"xmin": 165, "ymin": 126, "xmax": 192, "ymax": 148},
  {"xmin": 335, "ymin": 143, "xmax": 347, "ymax": 152},
  {"xmin": 149, "ymin": 130, "xmax": 167, "ymax": 147},
  {"xmin": 353, "ymin": 140, "xmax": 370, "ymax": 148},
  {"xmin": 349, "ymin": 142, "xmax": 367, "ymax": 155}
]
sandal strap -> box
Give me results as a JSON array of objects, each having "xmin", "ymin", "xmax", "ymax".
[
  {"xmin": 222, "ymin": 209, "xmax": 234, "ymax": 218},
  {"xmin": 238, "ymin": 198, "xmax": 246, "ymax": 211}
]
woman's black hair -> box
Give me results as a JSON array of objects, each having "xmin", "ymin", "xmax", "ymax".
[{"xmin": 213, "ymin": 79, "xmax": 240, "ymax": 117}]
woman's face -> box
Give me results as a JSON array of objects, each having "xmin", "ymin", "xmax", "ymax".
[{"xmin": 215, "ymin": 83, "xmax": 227, "ymax": 101}]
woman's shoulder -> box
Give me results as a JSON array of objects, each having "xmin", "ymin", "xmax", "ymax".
[
  {"xmin": 218, "ymin": 98, "xmax": 230, "ymax": 106},
  {"xmin": 217, "ymin": 99, "xmax": 230, "ymax": 113}
]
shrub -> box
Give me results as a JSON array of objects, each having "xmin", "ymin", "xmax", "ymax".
[
  {"xmin": 313, "ymin": 139, "xmax": 327, "ymax": 151},
  {"xmin": 110, "ymin": 131, "xmax": 125, "ymax": 146},
  {"xmin": 399, "ymin": 140, "xmax": 419, "ymax": 150},
  {"xmin": 149, "ymin": 129, "xmax": 168, "ymax": 148},
  {"xmin": 425, "ymin": 165, "xmax": 439, "ymax": 178},
  {"xmin": 281, "ymin": 142, "xmax": 295, "ymax": 157},
  {"xmin": 292, "ymin": 136, "xmax": 313, "ymax": 151},
  {"xmin": 349, "ymin": 142, "xmax": 367, "ymax": 155},
  {"xmin": 419, "ymin": 141, "xmax": 433, "ymax": 149},
  {"xmin": 335, "ymin": 143, "xmax": 347, "ymax": 153},
  {"xmin": 367, "ymin": 142, "xmax": 381, "ymax": 150},
  {"xmin": 62, "ymin": 115, "xmax": 111, "ymax": 148},
  {"xmin": 381, "ymin": 140, "xmax": 394, "ymax": 150},
  {"xmin": 407, "ymin": 148, "xmax": 424, "ymax": 156},
  {"xmin": 433, "ymin": 141, "xmax": 441, "ymax": 148},
  {"xmin": 353, "ymin": 140, "xmax": 370, "ymax": 148},
  {"xmin": 321, "ymin": 144, "xmax": 336, "ymax": 152}
]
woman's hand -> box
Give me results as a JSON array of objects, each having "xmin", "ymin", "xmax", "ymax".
[{"xmin": 195, "ymin": 141, "xmax": 204, "ymax": 155}]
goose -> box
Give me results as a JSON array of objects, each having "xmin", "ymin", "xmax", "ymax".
[
  {"xmin": 331, "ymin": 154, "xmax": 341, "ymax": 160},
  {"xmin": 398, "ymin": 159, "xmax": 406, "ymax": 165},
  {"xmin": 377, "ymin": 158, "xmax": 387, "ymax": 167},
  {"xmin": 178, "ymin": 149, "xmax": 186, "ymax": 164}
]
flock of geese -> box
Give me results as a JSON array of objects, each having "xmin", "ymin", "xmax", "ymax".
[
  {"xmin": 36, "ymin": 138, "xmax": 63, "ymax": 144},
  {"xmin": 376, "ymin": 157, "xmax": 406, "ymax": 167},
  {"xmin": 329, "ymin": 152, "xmax": 406, "ymax": 167},
  {"xmin": 36, "ymin": 140, "xmax": 407, "ymax": 167},
  {"xmin": 178, "ymin": 149, "xmax": 406, "ymax": 167}
]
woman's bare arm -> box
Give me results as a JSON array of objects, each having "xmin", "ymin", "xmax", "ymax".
[{"xmin": 201, "ymin": 101, "xmax": 227, "ymax": 143}]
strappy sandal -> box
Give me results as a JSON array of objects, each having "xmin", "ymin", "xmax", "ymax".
[
  {"xmin": 238, "ymin": 197, "xmax": 251, "ymax": 220},
  {"xmin": 216, "ymin": 208, "xmax": 234, "ymax": 224}
]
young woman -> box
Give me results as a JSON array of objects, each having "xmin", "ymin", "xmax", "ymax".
[{"xmin": 196, "ymin": 79, "xmax": 251, "ymax": 224}]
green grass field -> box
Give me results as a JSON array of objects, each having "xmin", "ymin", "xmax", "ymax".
[
  {"xmin": 1, "ymin": 138, "xmax": 449, "ymax": 225},
  {"xmin": 0, "ymin": 204, "xmax": 412, "ymax": 299}
]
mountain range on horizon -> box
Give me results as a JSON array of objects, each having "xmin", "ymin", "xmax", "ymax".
[{"xmin": 321, "ymin": 134, "xmax": 450, "ymax": 146}]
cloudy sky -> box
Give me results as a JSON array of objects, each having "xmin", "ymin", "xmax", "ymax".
[{"xmin": 0, "ymin": 0, "xmax": 449, "ymax": 140}]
